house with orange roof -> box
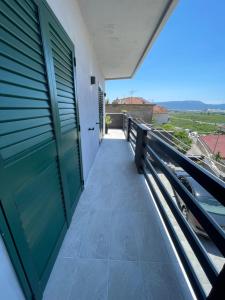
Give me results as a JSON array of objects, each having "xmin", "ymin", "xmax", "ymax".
[{"xmin": 153, "ymin": 105, "xmax": 169, "ymax": 124}]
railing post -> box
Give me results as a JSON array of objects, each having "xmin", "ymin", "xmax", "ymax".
[
  {"xmin": 207, "ymin": 265, "xmax": 225, "ymax": 300},
  {"xmin": 135, "ymin": 124, "xmax": 149, "ymax": 173},
  {"xmin": 127, "ymin": 117, "xmax": 131, "ymax": 141}
]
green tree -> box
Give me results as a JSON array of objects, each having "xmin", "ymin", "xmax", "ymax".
[
  {"xmin": 162, "ymin": 123, "xmax": 175, "ymax": 131},
  {"xmin": 215, "ymin": 151, "xmax": 222, "ymax": 161},
  {"xmin": 173, "ymin": 130, "xmax": 192, "ymax": 153}
]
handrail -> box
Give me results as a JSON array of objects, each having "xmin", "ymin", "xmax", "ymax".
[
  {"xmin": 147, "ymin": 131, "xmax": 225, "ymax": 205},
  {"xmin": 138, "ymin": 121, "xmax": 225, "ymax": 171},
  {"xmin": 153, "ymin": 127, "xmax": 191, "ymax": 151},
  {"xmin": 123, "ymin": 114, "xmax": 225, "ymax": 300},
  {"xmin": 143, "ymin": 157, "xmax": 219, "ymax": 283},
  {"xmin": 142, "ymin": 161, "xmax": 209, "ymax": 300},
  {"xmin": 145, "ymin": 142, "xmax": 225, "ymax": 255}
]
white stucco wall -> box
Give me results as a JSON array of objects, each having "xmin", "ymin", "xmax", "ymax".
[
  {"xmin": 47, "ymin": 0, "xmax": 105, "ymax": 182},
  {"xmin": 0, "ymin": 237, "xmax": 25, "ymax": 300},
  {"xmin": 154, "ymin": 113, "xmax": 169, "ymax": 124}
]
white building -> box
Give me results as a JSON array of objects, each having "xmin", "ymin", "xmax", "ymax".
[{"xmin": 0, "ymin": 1, "xmax": 178, "ymax": 299}]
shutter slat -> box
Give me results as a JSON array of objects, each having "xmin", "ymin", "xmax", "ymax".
[
  {"xmin": 0, "ymin": 55, "xmax": 46, "ymax": 83},
  {"xmin": 0, "ymin": 41, "xmax": 45, "ymax": 74},
  {"xmin": 1, "ymin": 131, "xmax": 53, "ymax": 160},
  {"xmin": 53, "ymin": 59, "xmax": 73, "ymax": 78},
  {"xmin": 61, "ymin": 123, "xmax": 76, "ymax": 134},
  {"xmin": 0, "ymin": 22, "xmax": 42, "ymax": 56},
  {"xmin": 60, "ymin": 114, "xmax": 75, "ymax": 121},
  {"xmin": 56, "ymin": 82, "xmax": 74, "ymax": 94},
  {"xmin": 61, "ymin": 119, "xmax": 76, "ymax": 127},
  {"xmin": 57, "ymin": 96, "xmax": 74, "ymax": 104},
  {"xmin": 54, "ymin": 67, "xmax": 73, "ymax": 84},
  {"xmin": 1, "ymin": 0, "xmax": 40, "ymax": 42},
  {"xmin": 0, "ymin": 28, "xmax": 45, "ymax": 64},
  {"xmin": 0, "ymin": 117, "xmax": 52, "ymax": 136},
  {"xmin": 49, "ymin": 26, "xmax": 71, "ymax": 56},
  {"xmin": 49, "ymin": 36, "xmax": 71, "ymax": 61},
  {"xmin": 0, "ymin": 0, "xmax": 54, "ymax": 161},
  {"xmin": 24, "ymin": 0, "xmax": 36, "ymax": 12},
  {"xmin": 3, "ymin": 0, "xmax": 39, "ymax": 34},
  {"xmin": 58, "ymin": 102, "xmax": 75, "ymax": 109},
  {"xmin": 0, "ymin": 124, "xmax": 52, "ymax": 149},
  {"xmin": 52, "ymin": 49, "xmax": 72, "ymax": 72},
  {"xmin": 48, "ymin": 23, "xmax": 78, "ymax": 134},
  {"xmin": 59, "ymin": 108, "xmax": 75, "ymax": 115},
  {"xmin": 14, "ymin": 0, "xmax": 39, "ymax": 25},
  {"xmin": 56, "ymin": 76, "xmax": 73, "ymax": 89},
  {"xmin": 0, "ymin": 69, "xmax": 48, "ymax": 92},
  {"xmin": 0, "ymin": 109, "xmax": 50, "ymax": 122},
  {"xmin": 0, "ymin": 83, "xmax": 49, "ymax": 100},
  {"xmin": 57, "ymin": 89, "xmax": 74, "ymax": 99},
  {"xmin": 0, "ymin": 97, "xmax": 49, "ymax": 109}
]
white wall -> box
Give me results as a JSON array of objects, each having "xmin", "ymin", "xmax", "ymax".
[
  {"xmin": 154, "ymin": 113, "xmax": 169, "ymax": 124},
  {"xmin": 47, "ymin": 0, "xmax": 105, "ymax": 182},
  {"xmin": 0, "ymin": 237, "xmax": 25, "ymax": 300}
]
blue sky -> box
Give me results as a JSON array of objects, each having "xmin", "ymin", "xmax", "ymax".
[{"xmin": 106, "ymin": 0, "xmax": 225, "ymax": 104}]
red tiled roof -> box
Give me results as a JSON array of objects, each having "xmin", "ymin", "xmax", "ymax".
[
  {"xmin": 153, "ymin": 105, "xmax": 168, "ymax": 113},
  {"xmin": 112, "ymin": 97, "xmax": 150, "ymax": 104},
  {"xmin": 200, "ymin": 135, "xmax": 225, "ymax": 158}
]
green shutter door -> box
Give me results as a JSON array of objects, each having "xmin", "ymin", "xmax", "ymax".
[
  {"xmin": 39, "ymin": 4, "xmax": 83, "ymax": 222},
  {"xmin": 98, "ymin": 87, "xmax": 104, "ymax": 142},
  {"xmin": 0, "ymin": 0, "xmax": 67, "ymax": 298}
]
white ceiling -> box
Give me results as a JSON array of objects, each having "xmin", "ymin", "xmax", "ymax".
[{"xmin": 78, "ymin": 0, "xmax": 177, "ymax": 79}]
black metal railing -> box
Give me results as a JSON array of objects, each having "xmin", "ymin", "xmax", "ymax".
[
  {"xmin": 127, "ymin": 117, "xmax": 137, "ymax": 152},
  {"xmin": 123, "ymin": 114, "xmax": 225, "ymax": 300},
  {"xmin": 106, "ymin": 113, "xmax": 124, "ymax": 129}
]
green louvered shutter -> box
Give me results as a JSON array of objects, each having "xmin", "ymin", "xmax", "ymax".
[
  {"xmin": 98, "ymin": 87, "xmax": 104, "ymax": 142},
  {"xmin": 39, "ymin": 5, "xmax": 83, "ymax": 222},
  {"xmin": 0, "ymin": 0, "xmax": 67, "ymax": 298}
]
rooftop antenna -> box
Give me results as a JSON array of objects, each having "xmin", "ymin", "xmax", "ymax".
[
  {"xmin": 129, "ymin": 90, "xmax": 137, "ymax": 103},
  {"xmin": 129, "ymin": 90, "xmax": 136, "ymax": 97}
]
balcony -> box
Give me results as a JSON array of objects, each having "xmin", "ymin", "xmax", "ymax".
[
  {"xmin": 43, "ymin": 129, "xmax": 192, "ymax": 300},
  {"xmin": 43, "ymin": 115, "xmax": 225, "ymax": 300}
]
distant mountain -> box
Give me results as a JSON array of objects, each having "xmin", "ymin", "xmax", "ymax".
[{"xmin": 155, "ymin": 101, "xmax": 225, "ymax": 111}]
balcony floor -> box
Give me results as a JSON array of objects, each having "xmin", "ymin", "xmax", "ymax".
[{"xmin": 43, "ymin": 130, "xmax": 193, "ymax": 300}]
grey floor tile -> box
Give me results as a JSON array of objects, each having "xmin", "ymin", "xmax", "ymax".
[
  {"xmin": 44, "ymin": 131, "xmax": 193, "ymax": 300},
  {"xmin": 134, "ymin": 213, "xmax": 171, "ymax": 262},
  {"xmin": 59, "ymin": 210, "xmax": 90, "ymax": 258},
  {"xmin": 112, "ymin": 188, "xmax": 151, "ymax": 213},
  {"xmin": 43, "ymin": 257, "xmax": 75, "ymax": 300},
  {"xmin": 141, "ymin": 262, "xmax": 193, "ymax": 300},
  {"xmin": 78, "ymin": 182, "xmax": 113, "ymax": 211},
  {"xmin": 110, "ymin": 212, "xmax": 139, "ymax": 261},
  {"xmin": 79, "ymin": 211, "xmax": 111, "ymax": 259},
  {"xmin": 108, "ymin": 260, "xmax": 147, "ymax": 300},
  {"xmin": 68, "ymin": 259, "xmax": 108, "ymax": 300}
]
